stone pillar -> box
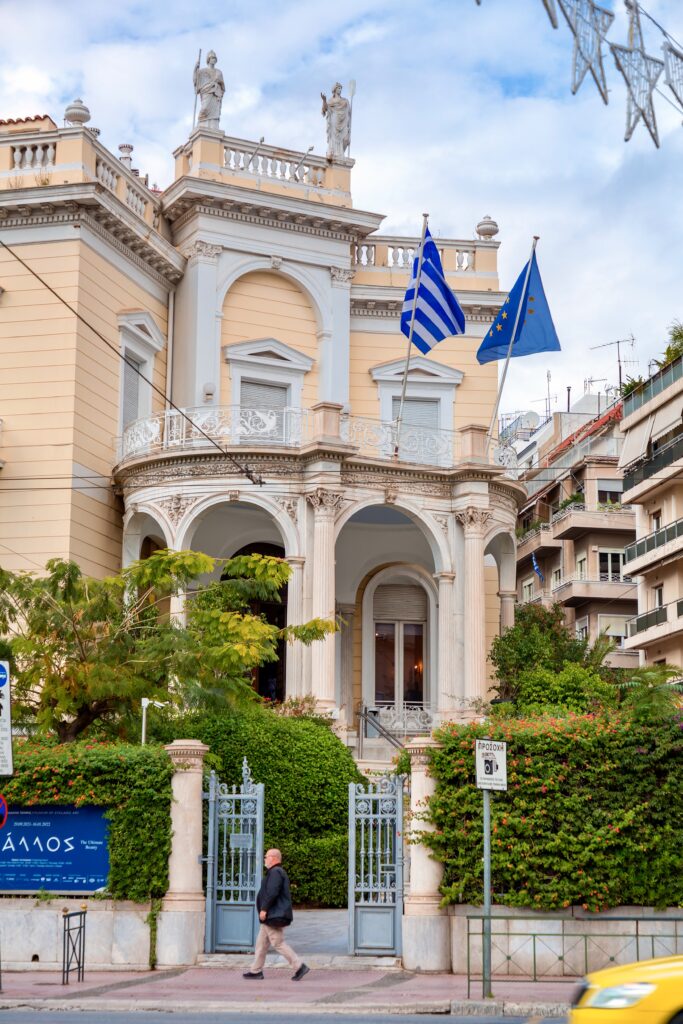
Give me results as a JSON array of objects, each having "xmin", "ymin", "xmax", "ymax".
[
  {"xmin": 455, "ymin": 508, "xmax": 493, "ymax": 706},
  {"xmin": 402, "ymin": 736, "xmax": 450, "ymax": 972},
  {"xmin": 156, "ymin": 739, "xmax": 209, "ymax": 966},
  {"xmin": 320, "ymin": 268, "xmax": 354, "ymax": 407},
  {"xmin": 285, "ymin": 556, "xmax": 305, "ymax": 698},
  {"xmin": 306, "ymin": 488, "xmax": 343, "ymax": 712},
  {"xmin": 435, "ymin": 572, "xmax": 457, "ymax": 720},
  {"xmin": 173, "ymin": 241, "xmax": 221, "ymax": 408},
  {"xmin": 498, "ymin": 590, "xmax": 516, "ymax": 632},
  {"xmin": 338, "ymin": 602, "xmax": 356, "ymax": 728}
]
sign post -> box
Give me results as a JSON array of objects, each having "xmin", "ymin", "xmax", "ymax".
[
  {"xmin": 475, "ymin": 737, "xmax": 507, "ymax": 999},
  {"xmin": 0, "ymin": 662, "xmax": 13, "ymax": 778}
]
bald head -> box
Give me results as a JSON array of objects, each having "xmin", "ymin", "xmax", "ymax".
[{"xmin": 265, "ymin": 848, "xmax": 282, "ymax": 866}]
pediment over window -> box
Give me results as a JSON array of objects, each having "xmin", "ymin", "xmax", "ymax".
[
  {"xmin": 370, "ymin": 356, "xmax": 463, "ymax": 386},
  {"xmin": 223, "ymin": 337, "xmax": 315, "ymax": 372},
  {"xmin": 118, "ymin": 310, "xmax": 165, "ymax": 354}
]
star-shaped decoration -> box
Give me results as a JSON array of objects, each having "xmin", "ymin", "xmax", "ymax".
[
  {"xmin": 557, "ymin": 0, "xmax": 615, "ymax": 105},
  {"xmin": 663, "ymin": 40, "xmax": 683, "ymax": 110},
  {"xmin": 541, "ymin": 0, "xmax": 559, "ymax": 30},
  {"xmin": 502, "ymin": 311, "xmax": 508, "ymax": 319},
  {"xmin": 496, "ymin": 324, "xmax": 503, "ymax": 332},
  {"xmin": 610, "ymin": 1, "xmax": 664, "ymax": 148}
]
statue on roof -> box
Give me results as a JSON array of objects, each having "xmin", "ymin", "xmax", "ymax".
[
  {"xmin": 193, "ymin": 51, "xmax": 225, "ymax": 131},
  {"xmin": 321, "ymin": 82, "xmax": 351, "ymax": 161}
]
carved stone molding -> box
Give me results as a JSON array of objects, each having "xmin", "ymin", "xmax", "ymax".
[
  {"xmin": 155, "ymin": 494, "xmax": 202, "ymax": 528},
  {"xmin": 306, "ymin": 488, "xmax": 345, "ymax": 514},
  {"xmin": 454, "ymin": 507, "xmax": 494, "ymax": 534},
  {"xmin": 384, "ymin": 487, "xmax": 398, "ymax": 504},
  {"xmin": 432, "ymin": 513, "xmax": 451, "ymax": 534},
  {"xmin": 330, "ymin": 266, "xmax": 355, "ymax": 286},
  {"xmin": 181, "ymin": 240, "xmax": 223, "ymax": 260},
  {"xmin": 164, "ymin": 739, "xmax": 209, "ymax": 773},
  {"xmin": 277, "ymin": 496, "xmax": 299, "ymax": 524},
  {"xmin": 270, "ymin": 255, "xmax": 283, "ymax": 271},
  {"xmin": 228, "ymin": 490, "xmax": 240, "ymax": 502},
  {"xmin": 404, "ymin": 736, "xmax": 442, "ymax": 769}
]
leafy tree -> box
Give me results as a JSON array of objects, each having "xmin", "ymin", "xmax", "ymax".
[
  {"xmin": 615, "ymin": 663, "xmax": 683, "ymax": 723},
  {"xmin": 515, "ymin": 663, "xmax": 615, "ymax": 716},
  {"xmin": 656, "ymin": 318, "xmax": 683, "ymax": 369},
  {"xmin": 0, "ymin": 550, "xmax": 334, "ymax": 742}
]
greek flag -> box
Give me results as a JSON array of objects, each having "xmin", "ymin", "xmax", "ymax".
[
  {"xmin": 532, "ymin": 552, "xmax": 545, "ymax": 584},
  {"xmin": 400, "ymin": 228, "xmax": 466, "ymax": 354}
]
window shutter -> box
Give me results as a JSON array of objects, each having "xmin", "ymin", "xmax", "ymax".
[
  {"xmin": 122, "ymin": 355, "xmax": 141, "ymax": 427},
  {"xmin": 374, "ymin": 584, "xmax": 428, "ymax": 621},
  {"xmin": 240, "ymin": 380, "xmax": 288, "ymax": 411},
  {"xmin": 392, "ymin": 397, "xmax": 439, "ymax": 429},
  {"xmin": 239, "ymin": 380, "xmax": 289, "ymax": 444}
]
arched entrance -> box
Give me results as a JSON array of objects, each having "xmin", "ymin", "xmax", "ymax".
[{"xmin": 229, "ymin": 541, "xmax": 287, "ymax": 703}]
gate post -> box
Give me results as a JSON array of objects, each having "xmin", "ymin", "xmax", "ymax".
[
  {"xmin": 157, "ymin": 738, "xmax": 210, "ymax": 967},
  {"xmin": 402, "ymin": 736, "xmax": 450, "ymax": 972}
]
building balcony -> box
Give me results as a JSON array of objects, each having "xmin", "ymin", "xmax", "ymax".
[
  {"xmin": 624, "ymin": 515, "xmax": 683, "ymax": 575},
  {"xmin": 550, "ymin": 572, "xmax": 636, "ymax": 608},
  {"xmin": 622, "ymin": 352, "xmax": 683, "ymax": 419},
  {"xmin": 516, "ymin": 524, "xmax": 561, "ymax": 560},
  {"xmin": 550, "ymin": 503, "xmax": 635, "ymax": 540},
  {"xmin": 625, "ymin": 599, "xmax": 683, "ymax": 650},
  {"xmin": 115, "ymin": 404, "xmax": 519, "ymax": 476},
  {"xmin": 623, "ymin": 434, "xmax": 683, "ymax": 499}
]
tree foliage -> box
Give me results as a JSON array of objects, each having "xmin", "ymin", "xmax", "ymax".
[{"xmin": 0, "ymin": 550, "xmax": 335, "ymax": 741}]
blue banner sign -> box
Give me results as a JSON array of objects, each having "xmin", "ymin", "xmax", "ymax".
[{"xmin": 0, "ymin": 806, "xmax": 109, "ymax": 892}]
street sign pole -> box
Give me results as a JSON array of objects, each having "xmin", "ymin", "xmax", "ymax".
[{"xmin": 482, "ymin": 786, "xmax": 492, "ymax": 998}]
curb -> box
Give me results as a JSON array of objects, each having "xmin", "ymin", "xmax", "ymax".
[
  {"xmin": 0, "ymin": 998, "xmax": 453, "ymax": 1014},
  {"xmin": 451, "ymin": 999, "xmax": 570, "ymax": 1017}
]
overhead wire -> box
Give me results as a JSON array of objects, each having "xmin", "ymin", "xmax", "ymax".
[{"xmin": 0, "ymin": 238, "xmax": 265, "ymax": 487}]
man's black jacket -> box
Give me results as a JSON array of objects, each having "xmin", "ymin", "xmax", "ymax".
[{"xmin": 256, "ymin": 864, "xmax": 294, "ymax": 927}]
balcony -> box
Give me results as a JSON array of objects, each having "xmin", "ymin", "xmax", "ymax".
[
  {"xmin": 623, "ymin": 353, "xmax": 683, "ymax": 418},
  {"xmin": 550, "ymin": 503, "xmax": 635, "ymax": 541},
  {"xmin": 625, "ymin": 599, "xmax": 683, "ymax": 649},
  {"xmin": 116, "ymin": 405, "xmax": 519, "ymax": 475},
  {"xmin": 623, "ymin": 434, "xmax": 683, "ymax": 494},
  {"xmin": 516, "ymin": 524, "xmax": 561, "ymax": 560},
  {"xmin": 624, "ymin": 515, "xmax": 683, "ymax": 574},
  {"xmin": 550, "ymin": 572, "xmax": 636, "ymax": 608}
]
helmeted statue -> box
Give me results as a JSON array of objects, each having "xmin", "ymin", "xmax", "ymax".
[
  {"xmin": 321, "ymin": 82, "xmax": 351, "ymax": 160},
  {"xmin": 193, "ymin": 51, "xmax": 225, "ymax": 131}
]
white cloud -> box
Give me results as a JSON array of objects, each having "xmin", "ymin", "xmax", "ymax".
[{"xmin": 0, "ymin": 0, "xmax": 682, "ymax": 415}]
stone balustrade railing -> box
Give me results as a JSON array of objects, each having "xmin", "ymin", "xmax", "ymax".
[
  {"xmin": 117, "ymin": 404, "xmax": 518, "ymax": 477},
  {"xmin": 353, "ymin": 237, "xmax": 477, "ymax": 271},
  {"xmin": 96, "ymin": 156, "xmax": 120, "ymax": 193},
  {"xmin": 11, "ymin": 139, "xmax": 56, "ymax": 172},
  {"xmin": 223, "ymin": 137, "xmax": 327, "ymax": 187}
]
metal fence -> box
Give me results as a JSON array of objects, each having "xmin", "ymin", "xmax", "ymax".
[
  {"xmin": 466, "ymin": 913, "xmax": 683, "ymax": 997},
  {"xmin": 62, "ymin": 908, "xmax": 87, "ymax": 984}
]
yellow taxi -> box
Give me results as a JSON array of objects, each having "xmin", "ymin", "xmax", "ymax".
[{"xmin": 571, "ymin": 955, "xmax": 683, "ymax": 1024}]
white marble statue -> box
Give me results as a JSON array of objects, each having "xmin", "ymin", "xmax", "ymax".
[
  {"xmin": 321, "ymin": 82, "xmax": 351, "ymax": 160},
  {"xmin": 193, "ymin": 51, "xmax": 225, "ymax": 131}
]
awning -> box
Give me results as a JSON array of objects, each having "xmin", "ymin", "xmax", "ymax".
[
  {"xmin": 650, "ymin": 395, "xmax": 683, "ymax": 443},
  {"xmin": 618, "ymin": 414, "xmax": 653, "ymax": 468},
  {"xmin": 597, "ymin": 478, "xmax": 624, "ymax": 492}
]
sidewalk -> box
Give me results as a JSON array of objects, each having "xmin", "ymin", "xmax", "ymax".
[{"xmin": 0, "ymin": 963, "xmax": 578, "ymax": 1016}]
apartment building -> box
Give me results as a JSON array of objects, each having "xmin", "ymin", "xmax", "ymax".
[
  {"xmin": 620, "ymin": 354, "xmax": 683, "ymax": 668},
  {"xmin": 515, "ymin": 396, "xmax": 638, "ymax": 667},
  {"xmin": 0, "ymin": 90, "xmax": 524, "ymax": 745}
]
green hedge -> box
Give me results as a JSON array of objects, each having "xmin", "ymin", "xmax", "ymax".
[
  {"xmin": 425, "ymin": 713, "xmax": 683, "ymax": 912},
  {"xmin": 152, "ymin": 706, "xmax": 362, "ymax": 906},
  {"xmin": 3, "ymin": 741, "xmax": 173, "ymax": 902}
]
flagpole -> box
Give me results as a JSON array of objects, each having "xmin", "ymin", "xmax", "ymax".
[
  {"xmin": 394, "ymin": 212, "xmax": 429, "ymax": 459},
  {"xmin": 485, "ymin": 235, "xmax": 539, "ymax": 457}
]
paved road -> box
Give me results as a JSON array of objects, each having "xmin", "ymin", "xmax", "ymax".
[{"xmin": 0, "ymin": 1013, "xmax": 563, "ymax": 1024}]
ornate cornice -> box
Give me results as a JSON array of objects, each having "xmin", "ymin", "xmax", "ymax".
[
  {"xmin": 350, "ymin": 297, "xmax": 500, "ymax": 325},
  {"xmin": 169, "ymin": 199, "xmax": 369, "ymax": 243},
  {"xmin": 180, "ymin": 240, "xmax": 222, "ymax": 260}
]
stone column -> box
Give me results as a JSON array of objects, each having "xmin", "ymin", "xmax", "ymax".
[
  {"xmin": 338, "ymin": 602, "xmax": 356, "ymax": 729},
  {"xmin": 402, "ymin": 736, "xmax": 450, "ymax": 972},
  {"xmin": 156, "ymin": 739, "xmax": 209, "ymax": 966},
  {"xmin": 306, "ymin": 488, "xmax": 343, "ymax": 712},
  {"xmin": 285, "ymin": 556, "xmax": 305, "ymax": 698},
  {"xmin": 455, "ymin": 508, "xmax": 493, "ymax": 707},
  {"xmin": 174, "ymin": 241, "xmax": 221, "ymax": 408},
  {"xmin": 498, "ymin": 590, "xmax": 516, "ymax": 632},
  {"xmin": 435, "ymin": 572, "xmax": 457, "ymax": 720},
  {"xmin": 320, "ymin": 268, "xmax": 354, "ymax": 407}
]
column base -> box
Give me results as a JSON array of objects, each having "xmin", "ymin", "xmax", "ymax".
[
  {"xmin": 156, "ymin": 893, "xmax": 205, "ymax": 966},
  {"xmin": 402, "ymin": 900, "xmax": 450, "ymax": 973}
]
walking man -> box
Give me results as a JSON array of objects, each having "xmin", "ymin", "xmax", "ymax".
[{"xmin": 243, "ymin": 848, "xmax": 309, "ymax": 981}]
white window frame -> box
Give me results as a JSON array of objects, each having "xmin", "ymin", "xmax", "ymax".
[
  {"xmin": 223, "ymin": 337, "xmax": 314, "ymax": 410},
  {"xmin": 118, "ymin": 311, "xmax": 165, "ymax": 432},
  {"xmin": 575, "ymin": 616, "xmax": 589, "ymax": 641},
  {"xmin": 597, "ymin": 614, "xmax": 629, "ymax": 649},
  {"xmin": 575, "ymin": 555, "xmax": 587, "ymax": 580},
  {"xmin": 653, "ymin": 584, "xmax": 664, "ymax": 609},
  {"xmin": 521, "ymin": 577, "xmax": 534, "ymax": 602},
  {"xmin": 551, "ymin": 567, "xmax": 562, "ymax": 589},
  {"xmin": 598, "ymin": 548, "xmax": 626, "ymax": 581},
  {"xmin": 370, "ymin": 356, "xmax": 463, "ymax": 432}
]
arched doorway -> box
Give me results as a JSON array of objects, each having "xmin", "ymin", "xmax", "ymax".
[{"xmin": 228, "ymin": 541, "xmax": 287, "ymax": 703}]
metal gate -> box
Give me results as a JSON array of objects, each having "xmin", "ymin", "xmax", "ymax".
[
  {"xmin": 348, "ymin": 776, "xmax": 404, "ymax": 956},
  {"xmin": 204, "ymin": 758, "xmax": 264, "ymax": 953}
]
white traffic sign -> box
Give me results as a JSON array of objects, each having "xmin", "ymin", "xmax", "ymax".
[
  {"xmin": 475, "ymin": 738, "xmax": 507, "ymax": 792},
  {"xmin": 0, "ymin": 661, "xmax": 14, "ymax": 777}
]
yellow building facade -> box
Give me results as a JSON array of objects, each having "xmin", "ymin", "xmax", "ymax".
[{"xmin": 0, "ymin": 99, "xmax": 523, "ymax": 751}]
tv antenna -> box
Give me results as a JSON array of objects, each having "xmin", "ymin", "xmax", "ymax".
[{"xmin": 589, "ymin": 334, "xmax": 635, "ymax": 391}]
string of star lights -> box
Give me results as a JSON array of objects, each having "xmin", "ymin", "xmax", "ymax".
[{"xmin": 473, "ymin": 0, "xmax": 683, "ymax": 148}]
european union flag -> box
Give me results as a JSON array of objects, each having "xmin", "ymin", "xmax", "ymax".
[{"xmin": 476, "ymin": 251, "xmax": 561, "ymax": 364}]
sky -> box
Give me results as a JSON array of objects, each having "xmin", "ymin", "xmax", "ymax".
[{"xmin": 1, "ymin": 0, "xmax": 682, "ymax": 421}]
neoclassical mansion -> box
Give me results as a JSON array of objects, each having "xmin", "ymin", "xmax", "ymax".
[{"xmin": 0, "ymin": 88, "xmax": 522, "ymax": 753}]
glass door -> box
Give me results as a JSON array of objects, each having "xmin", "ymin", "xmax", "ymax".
[{"xmin": 374, "ymin": 621, "xmax": 425, "ymax": 707}]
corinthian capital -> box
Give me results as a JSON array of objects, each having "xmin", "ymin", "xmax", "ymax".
[
  {"xmin": 455, "ymin": 507, "xmax": 493, "ymax": 534},
  {"xmin": 306, "ymin": 487, "xmax": 345, "ymax": 514},
  {"xmin": 181, "ymin": 240, "xmax": 222, "ymax": 261}
]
